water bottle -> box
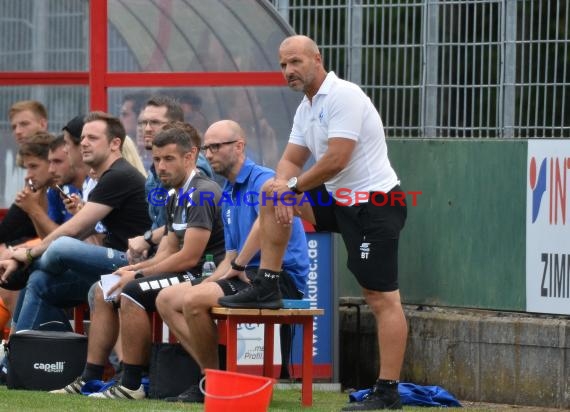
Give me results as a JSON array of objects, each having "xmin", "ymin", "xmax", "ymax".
[{"xmin": 201, "ymin": 254, "xmax": 216, "ymax": 278}]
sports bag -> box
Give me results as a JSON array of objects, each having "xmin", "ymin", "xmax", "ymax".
[
  {"xmin": 148, "ymin": 342, "xmax": 201, "ymax": 399},
  {"xmin": 6, "ymin": 330, "xmax": 87, "ymax": 390}
]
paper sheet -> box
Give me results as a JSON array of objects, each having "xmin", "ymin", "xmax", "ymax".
[{"xmin": 100, "ymin": 273, "xmax": 121, "ymax": 301}]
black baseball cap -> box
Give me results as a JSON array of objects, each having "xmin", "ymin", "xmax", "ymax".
[{"xmin": 62, "ymin": 115, "xmax": 85, "ymax": 144}]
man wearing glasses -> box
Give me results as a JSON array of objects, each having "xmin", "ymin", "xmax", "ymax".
[
  {"xmin": 155, "ymin": 120, "xmax": 308, "ymax": 404},
  {"xmin": 200, "ymin": 139, "xmax": 238, "ymax": 153},
  {"xmin": 127, "ymin": 95, "xmax": 213, "ymax": 262}
]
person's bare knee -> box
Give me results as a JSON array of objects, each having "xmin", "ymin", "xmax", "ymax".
[
  {"xmin": 155, "ymin": 288, "xmax": 173, "ymax": 315},
  {"xmin": 183, "ymin": 284, "xmax": 219, "ymax": 317},
  {"xmin": 182, "ymin": 290, "xmax": 201, "ymax": 317},
  {"xmin": 158, "ymin": 283, "xmax": 192, "ymax": 316},
  {"xmin": 363, "ymin": 289, "xmax": 402, "ymax": 314},
  {"xmin": 92, "ymin": 285, "xmax": 114, "ymax": 314}
]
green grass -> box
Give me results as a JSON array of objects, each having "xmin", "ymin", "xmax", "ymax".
[{"xmin": 0, "ymin": 386, "xmax": 501, "ymax": 411}]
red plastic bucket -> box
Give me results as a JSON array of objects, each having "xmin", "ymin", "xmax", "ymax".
[{"xmin": 203, "ymin": 368, "xmax": 275, "ymax": 412}]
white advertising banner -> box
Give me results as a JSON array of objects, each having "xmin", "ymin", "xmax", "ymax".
[
  {"xmin": 236, "ymin": 323, "xmax": 281, "ymax": 365},
  {"xmin": 526, "ymin": 140, "xmax": 570, "ymax": 314}
]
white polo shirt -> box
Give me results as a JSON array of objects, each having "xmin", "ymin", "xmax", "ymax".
[{"xmin": 289, "ymin": 72, "xmax": 399, "ymax": 203}]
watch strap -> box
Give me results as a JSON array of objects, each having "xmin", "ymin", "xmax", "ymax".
[
  {"xmin": 230, "ymin": 258, "xmax": 246, "ymax": 271},
  {"xmin": 144, "ymin": 230, "xmax": 155, "ymax": 246}
]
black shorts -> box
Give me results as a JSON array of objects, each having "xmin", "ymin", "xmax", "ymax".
[
  {"xmin": 121, "ymin": 272, "xmax": 196, "ymax": 312},
  {"xmin": 121, "ymin": 268, "xmax": 302, "ymax": 312},
  {"xmin": 307, "ymin": 185, "xmax": 407, "ymax": 292}
]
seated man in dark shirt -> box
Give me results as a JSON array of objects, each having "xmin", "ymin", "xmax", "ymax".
[
  {"xmin": 52, "ymin": 124, "xmax": 225, "ymax": 399},
  {"xmin": 0, "ymin": 112, "xmax": 151, "ymax": 332},
  {"xmin": 0, "ymin": 100, "xmax": 49, "ymax": 253},
  {"xmin": 0, "ymin": 132, "xmax": 57, "ymax": 333}
]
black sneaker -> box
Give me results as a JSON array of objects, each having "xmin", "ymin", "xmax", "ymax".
[
  {"xmin": 218, "ymin": 281, "xmax": 283, "ymax": 309},
  {"xmin": 341, "ymin": 387, "xmax": 402, "ymax": 411},
  {"xmin": 164, "ymin": 384, "xmax": 204, "ymax": 403}
]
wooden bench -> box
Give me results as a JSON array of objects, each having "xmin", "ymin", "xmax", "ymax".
[{"xmin": 211, "ymin": 307, "xmax": 324, "ymax": 406}]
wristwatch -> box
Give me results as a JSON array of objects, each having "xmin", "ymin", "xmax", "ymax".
[
  {"xmin": 287, "ymin": 176, "xmax": 303, "ymax": 194},
  {"xmin": 143, "ymin": 230, "xmax": 155, "ymax": 247},
  {"xmin": 230, "ymin": 258, "xmax": 246, "ymax": 272}
]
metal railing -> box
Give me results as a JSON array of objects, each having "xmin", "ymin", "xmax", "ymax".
[{"xmin": 270, "ymin": 0, "xmax": 570, "ymax": 138}]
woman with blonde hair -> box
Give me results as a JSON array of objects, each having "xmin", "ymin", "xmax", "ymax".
[{"xmin": 122, "ymin": 135, "xmax": 147, "ymax": 178}]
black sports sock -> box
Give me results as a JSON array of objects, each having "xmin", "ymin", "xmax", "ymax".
[
  {"xmin": 256, "ymin": 268, "xmax": 280, "ymax": 286},
  {"xmin": 82, "ymin": 362, "xmax": 105, "ymax": 382},
  {"xmin": 121, "ymin": 363, "xmax": 144, "ymax": 390}
]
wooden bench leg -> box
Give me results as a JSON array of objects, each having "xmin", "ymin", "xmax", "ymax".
[
  {"xmin": 74, "ymin": 303, "xmax": 88, "ymax": 334},
  {"xmin": 263, "ymin": 322, "xmax": 274, "ymax": 377},
  {"xmin": 301, "ymin": 316, "xmax": 313, "ymax": 406},
  {"xmin": 225, "ymin": 318, "xmax": 238, "ymax": 372}
]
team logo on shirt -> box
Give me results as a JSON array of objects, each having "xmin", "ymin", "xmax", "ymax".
[
  {"xmin": 318, "ymin": 107, "xmax": 325, "ymax": 123},
  {"xmin": 360, "ymin": 242, "xmax": 371, "ymax": 259}
]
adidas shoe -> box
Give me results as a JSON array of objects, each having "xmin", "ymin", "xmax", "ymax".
[
  {"xmin": 50, "ymin": 376, "xmax": 85, "ymax": 394},
  {"xmin": 164, "ymin": 384, "xmax": 204, "ymax": 403},
  {"xmin": 218, "ymin": 278, "xmax": 283, "ymax": 309},
  {"xmin": 88, "ymin": 382, "xmax": 145, "ymax": 400}
]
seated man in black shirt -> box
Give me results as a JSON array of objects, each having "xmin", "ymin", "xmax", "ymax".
[
  {"xmin": 52, "ymin": 124, "xmax": 225, "ymax": 400},
  {"xmin": 0, "ymin": 101, "xmax": 49, "ymax": 326},
  {"xmin": 0, "ymin": 111, "xmax": 151, "ymax": 332},
  {"xmin": 0, "ymin": 100, "xmax": 49, "ymax": 251}
]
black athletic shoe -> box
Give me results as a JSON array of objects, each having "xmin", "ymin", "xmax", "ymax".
[
  {"xmin": 218, "ymin": 281, "xmax": 283, "ymax": 309},
  {"xmin": 165, "ymin": 384, "xmax": 204, "ymax": 403},
  {"xmin": 341, "ymin": 387, "xmax": 402, "ymax": 411}
]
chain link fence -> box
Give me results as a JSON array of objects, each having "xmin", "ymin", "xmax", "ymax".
[{"xmin": 270, "ymin": 0, "xmax": 570, "ymax": 138}]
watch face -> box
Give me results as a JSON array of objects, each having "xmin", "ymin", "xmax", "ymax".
[
  {"xmin": 144, "ymin": 230, "xmax": 152, "ymax": 241},
  {"xmin": 288, "ymin": 177, "xmax": 297, "ymax": 189}
]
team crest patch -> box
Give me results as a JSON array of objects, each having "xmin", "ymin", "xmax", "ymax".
[{"xmin": 360, "ymin": 242, "xmax": 370, "ymax": 259}]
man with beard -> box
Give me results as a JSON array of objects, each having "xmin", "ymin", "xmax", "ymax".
[
  {"xmin": 219, "ymin": 35, "xmax": 408, "ymax": 411},
  {"xmin": 0, "ymin": 111, "xmax": 150, "ymax": 332},
  {"xmin": 127, "ymin": 96, "xmax": 212, "ymax": 263},
  {"xmin": 51, "ymin": 123, "xmax": 224, "ymax": 400},
  {"xmin": 155, "ymin": 120, "xmax": 308, "ymax": 404}
]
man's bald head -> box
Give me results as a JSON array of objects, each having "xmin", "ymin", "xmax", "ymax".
[
  {"xmin": 205, "ymin": 120, "xmax": 247, "ymax": 145},
  {"xmin": 279, "ymin": 35, "xmax": 320, "ymax": 56}
]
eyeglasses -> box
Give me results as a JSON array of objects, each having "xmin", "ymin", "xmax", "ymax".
[
  {"xmin": 200, "ymin": 140, "xmax": 238, "ymax": 153},
  {"xmin": 137, "ymin": 119, "xmax": 168, "ymax": 128}
]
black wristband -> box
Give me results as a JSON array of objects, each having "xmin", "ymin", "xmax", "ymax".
[
  {"xmin": 134, "ymin": 269, "xmax": 144, "ymax": 279},
  {"xmin": 230, "ymin": 258, "xmax": 246, "ymax": 272}
]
